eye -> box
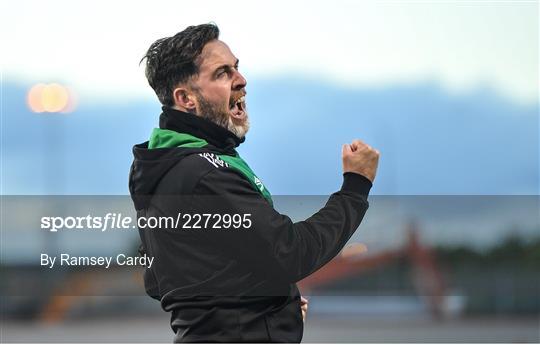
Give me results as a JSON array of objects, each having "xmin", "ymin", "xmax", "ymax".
[{"xmin": 217, "ymin": 69, "xmax": 231, "ymax": 79}]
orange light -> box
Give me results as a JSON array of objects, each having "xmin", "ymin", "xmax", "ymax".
[
  {"xmin": 27, "ymin": 83, "xmax": 47, "ymax": 113},
  {"xmin": 42, "ymin": 83, "xmax": 69, "ymax": 112},
  {"xmin": 27, "ymin": 83, "xmax": 76, "ymax": 113}
]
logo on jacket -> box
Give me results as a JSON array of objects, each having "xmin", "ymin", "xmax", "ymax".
[
  {"xmin": 254, "ymin": 176, "xmax": 265, "ymax": 192},
  {"xmin": 199, "ymin": 153, "xmax": 229, "ymax": 168}
]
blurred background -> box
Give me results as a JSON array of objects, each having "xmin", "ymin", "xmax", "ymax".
[{"xmin": 1, "ymin": 0, "xmax": 539, "ymax": 342}]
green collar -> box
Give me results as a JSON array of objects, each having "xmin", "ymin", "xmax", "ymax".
[{"xmin": 148, "ymin": 128, "xmax": 273, "ymax": 205}]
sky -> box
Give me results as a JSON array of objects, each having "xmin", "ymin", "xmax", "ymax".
[
  {"xmin": 1, "ymin": 0, "xmax": 538, "ymax": 196},
  {"xmin": 1, "ymin": 0, "xmax": 538, "ymax": 104}
]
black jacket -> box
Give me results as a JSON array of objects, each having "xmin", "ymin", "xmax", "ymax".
[{"xmin": 128, "ymin": 107, "xmax": 372, "ymax": 343}]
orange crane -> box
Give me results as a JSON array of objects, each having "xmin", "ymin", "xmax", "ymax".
[{"xmin": 298, "ymin": 221, "xmax": 446, "ymax": 318}]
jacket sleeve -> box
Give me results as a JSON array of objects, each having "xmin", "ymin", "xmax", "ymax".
[{"xmin": 191, "ymin": 168, "xmax": 372, "ymax": 283}]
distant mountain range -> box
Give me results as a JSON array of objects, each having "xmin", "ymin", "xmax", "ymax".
[{"xmin": 2, "ymin": 77, "xmax": 538, "ymax": 195}]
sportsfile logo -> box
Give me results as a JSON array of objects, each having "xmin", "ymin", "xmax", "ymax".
[{"xmin": 199, "ymin": 153, "xmax": 229, "ymax": 168}]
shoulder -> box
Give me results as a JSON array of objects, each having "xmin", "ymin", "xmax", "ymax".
[
  {"xmin": 154, "ymin": 152, "xmax": 239, "ymax": 194},
  {"xmin": 193, "ymin": 152, "xmax": 231, "ymax": 169}
]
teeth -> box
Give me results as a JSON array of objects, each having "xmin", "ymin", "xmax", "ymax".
[{"xmin": 230, "ymin": 96, "xmax": 245, "ymax": 110}]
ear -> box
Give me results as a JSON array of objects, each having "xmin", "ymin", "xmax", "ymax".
[{"xmin": 172, "ymin": 86, "xmax": 196, "ymax": 111}]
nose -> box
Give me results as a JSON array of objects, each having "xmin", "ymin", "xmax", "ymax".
[{"xmin": 232, "ymin": 70, "xmax": 247, "ymax": 91}]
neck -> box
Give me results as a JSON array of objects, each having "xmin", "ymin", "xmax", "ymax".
[{"xmin": 159, "ymin": 106, "xmax": 244, "ymax": 152}]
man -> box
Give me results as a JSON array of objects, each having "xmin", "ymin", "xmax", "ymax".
[{"xmin": 129, "ymin": 23, "xmax": 379, "ymax": 343}]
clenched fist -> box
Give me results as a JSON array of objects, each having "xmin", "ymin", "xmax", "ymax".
[{"xmin": 342, "ymin": 139, "xmax": 380, "ymax": 182}]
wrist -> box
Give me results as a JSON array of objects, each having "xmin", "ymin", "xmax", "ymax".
[{"xmin": 341, "ymin": 172, "xmax": 372, "ymax": 196}]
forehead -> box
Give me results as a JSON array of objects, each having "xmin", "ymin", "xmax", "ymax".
[{"xmin": 198, "ymin": 40, "xmax": 237, "ymax": 72}]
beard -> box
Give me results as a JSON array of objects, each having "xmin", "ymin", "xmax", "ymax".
[{"xmin": 193, "ymin": 91, "xmax": 250, "ymax": 139}]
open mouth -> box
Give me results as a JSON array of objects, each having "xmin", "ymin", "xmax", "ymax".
[{"xmin": 229, "ymin": 95, "xmax": 246, "ymax": 120}]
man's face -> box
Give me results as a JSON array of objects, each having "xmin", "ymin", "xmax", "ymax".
[{"xmin": 189, "ymin": 40, "xmax": 249, "ymax": 138}]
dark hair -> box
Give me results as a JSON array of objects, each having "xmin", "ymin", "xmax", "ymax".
[{"xmin": 141, "ymin": 23, "xmax": 220, "ymax": 106}]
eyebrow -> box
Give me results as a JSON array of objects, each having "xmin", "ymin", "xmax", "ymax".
[{"xmin": 213, "ymin": 59, "xmax": 239, "ymax": 77}]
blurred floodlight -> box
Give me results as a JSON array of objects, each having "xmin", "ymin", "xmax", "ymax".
[
  {"xmin": 27, "ymin": 83, "xmax": 46, "ymax": 113},
  {"xmin": 27, "ymin": 83, "xmax": 76, "ymax": 113},
  {"xmin": 42, "ymin": 83, "xmax": 68, "ymax": 112}
]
